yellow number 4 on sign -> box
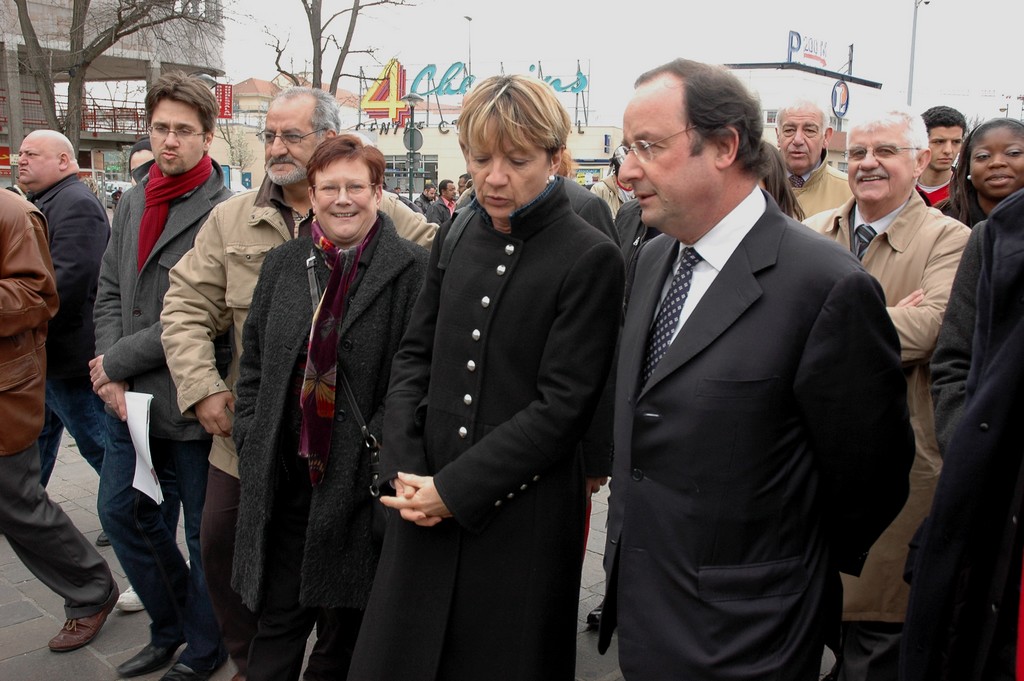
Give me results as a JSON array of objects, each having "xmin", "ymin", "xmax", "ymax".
[{"xmin": 361, "ymin": 58, "xmax": 410, "ymax": 124}]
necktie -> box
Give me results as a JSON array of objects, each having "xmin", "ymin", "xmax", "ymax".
[
  {"xmin": 854, "ymin": 224, "xmax": 876, "ymax": 260},
  {"xmin": 788, "ymin": 174, "xmax": 805, "ymax": 188},
  {"xmin": 642, "ymin": 247, "xmax": 703, "ymax": 385}
]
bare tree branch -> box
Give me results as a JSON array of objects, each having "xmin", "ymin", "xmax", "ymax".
[
  {"xmin": 266, "ymin": 30, "xmax": 301, "ymax": 86},
  {"xmin": 264, "ymin": 0, "xmax": 413, "ymax": 96},
  {"xmin": 216, "ymin": 118, "xmax": 259, "ymax": 171},
  {"xmin": 13, "ymin": 0, "xmax": 224, "ymax": 150}
]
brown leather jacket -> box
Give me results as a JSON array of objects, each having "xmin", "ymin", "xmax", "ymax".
[{"xmin": 0, "ymin": 191, "xmax": 58, "ymax": 455}]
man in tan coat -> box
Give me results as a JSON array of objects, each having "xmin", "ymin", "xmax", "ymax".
[
  {"xmin": 805, "ymin": 110, "xmax": 969, "ymax": 680},
  {"xmin": 160, "ymin": 87, "xmax": 434, "ymax": 681},
  {"xmin": 590, "ymin": 151, "xmax": 633, "ymax": 219},
  {"xmin": 778, "ymin": 100, "xmax": 852, "ymax": 217}
]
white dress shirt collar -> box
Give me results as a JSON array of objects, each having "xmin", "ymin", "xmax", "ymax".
[{"xmin": 853, "ymin": 199, "xmax": 909, "ymax": 237}]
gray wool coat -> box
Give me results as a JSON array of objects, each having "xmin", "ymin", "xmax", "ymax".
[
  {"xmin": 231, "ymin": 214, "xmax": 427, "ymax": 611},
  {"xmin": 94, "ymin": 159, "xmax": 232, "ymax": 439}
]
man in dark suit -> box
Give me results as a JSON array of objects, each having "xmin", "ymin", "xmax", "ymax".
[
  {"xmin": 598, "ymin": 58, "xmax": 915, "ymax": 680},
  {"xmin": 18, "ymin": 130, "xmax": 109, "ymax": 488}
]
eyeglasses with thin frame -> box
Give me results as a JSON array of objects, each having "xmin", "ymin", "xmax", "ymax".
[
  {"xmin": 148, "ymin": 124, "xmax": 208, "ymax": 141},
  {"xmin": 845, "ymin": 145, "xmax": 919, "ymax": 162},
  {"xmin": 614, "ymin": 126, "xmax": 696, "ymax": 165},
  {"xmin": 314, "ymin": 182, "xmax": 376, "ymax": 199},
  {"xmin": 256, "ymin": 129, "xmax": 327, "ymax": 146}
]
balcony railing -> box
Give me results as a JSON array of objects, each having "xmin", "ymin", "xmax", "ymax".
[{"xmin": 0, "ymin": 90, "xmax": 148, "ymax": 135}]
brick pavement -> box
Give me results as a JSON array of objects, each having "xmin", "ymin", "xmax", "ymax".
[{"xmin": 0, "ymin": 436, "xmax": 623, "ymax": 680}]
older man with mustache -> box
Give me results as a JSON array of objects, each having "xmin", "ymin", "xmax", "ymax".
[{"xmin": 805, "ymin": 110, "xmax": 969, "ymax": 680}]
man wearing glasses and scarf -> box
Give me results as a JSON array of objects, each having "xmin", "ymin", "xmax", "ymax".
[{"xmin": 91, "ymin": 72, "xmax": 232, "ymax": 681}]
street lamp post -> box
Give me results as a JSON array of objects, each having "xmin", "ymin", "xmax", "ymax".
[
  {"xmin": 907, "ymin": 0, "xmax": 929, "ymax": 107},
  {"xmin": 400, "ymin": 92, "xmax": 424, "ymax": 202},
  {"xmin": 464, "ymin": 16, "xmax": 473, "ymax": 81}
]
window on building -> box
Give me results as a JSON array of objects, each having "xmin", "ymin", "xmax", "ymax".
[{"xmin": 385, "ymin": 154, "xmax": 438, "ymax": 194}]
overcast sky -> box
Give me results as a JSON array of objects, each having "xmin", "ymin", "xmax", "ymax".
[{"xmin": 223, "ymin": 0, "xmax": 1023, "ymax": 126}]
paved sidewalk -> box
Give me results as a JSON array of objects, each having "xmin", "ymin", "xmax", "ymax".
[{"xmin": 0, "ymin": 437, "xmax": 623, "ymax": 680}]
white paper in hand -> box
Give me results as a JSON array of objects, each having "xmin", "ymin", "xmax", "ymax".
[{"xmin": 125, "ymin": 391, "xmax": 163, "ymax": 504}]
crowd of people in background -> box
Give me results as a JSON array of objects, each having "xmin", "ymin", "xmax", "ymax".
[{"xmin": 2, "ymin": 56, "xmax": 1024, "ymax": 681}]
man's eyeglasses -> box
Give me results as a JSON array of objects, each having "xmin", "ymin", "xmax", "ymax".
[
  {"xmin": 314, "ymin": 182, "xmax": 376, "ymax": 199},
  {"xmin": 148, "ymin": 125, "xmax": 207, "ymax": 140},
  {"xmin": 614, "ymin": 126, "xmax": 696, "ymax": 165},
  {"xmin": 256, "ymin": 129, "xmax": 326, "ymax": 146},
  {"xmin": 845, "ymin": 145, "xmax": 919, "ymax": 162}
]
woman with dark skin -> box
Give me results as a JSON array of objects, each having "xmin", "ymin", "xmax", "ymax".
[
  {"xmin": 942, "ymin": 119, "xmax": 1024, "ymax": 228},
  {"xmin": 930, "ymin": 120, "xmax": 1024, "ymax": 452}
]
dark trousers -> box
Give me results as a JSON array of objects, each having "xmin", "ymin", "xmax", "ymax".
[
  {"xmin": 202, "ymin": 464, "xmax": 258, "ymax": 675},
  {"xmin": 247, "ymin": 454, "xmax": 363, "ymax": 681},
  {"xmin": 0, "ymin": 443, "xmax": 115, "ymax": 618},
  {"xmin": 837, "ymin": 621, "xmax": 901, "ymax": 681},
  {"xmin": 98, "ymin": 415, "xmax": 224, "ymax": 670},
  {"xmin": 37, "ymin": 375, "xmax": 107, "ymax": 486}
]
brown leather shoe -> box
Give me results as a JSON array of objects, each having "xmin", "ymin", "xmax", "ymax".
[{"xmin": 48, "ymin": 586, "xmax": 118, "ymax": 652}]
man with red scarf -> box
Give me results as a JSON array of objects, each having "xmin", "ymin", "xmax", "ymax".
[{"xmin": 91, "ymin": 72, "xmax": 232, "ymax": 681}]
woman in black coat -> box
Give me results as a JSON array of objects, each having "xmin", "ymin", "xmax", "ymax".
[
  {"xmin": 348, "ymin": 76, "xmax": 624, "ymax": 680},
  {"xmin": 231, "ymin": 136, "xmax": 427, "ymax": 681},
  {"xmin": 903, "ymin": 188, "xmax": 1024, "ymax": 680}
]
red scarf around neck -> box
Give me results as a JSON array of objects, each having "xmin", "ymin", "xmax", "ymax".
[{"xmin": 137, "ymin": 156, "xmax": 214, "ymax": 271}]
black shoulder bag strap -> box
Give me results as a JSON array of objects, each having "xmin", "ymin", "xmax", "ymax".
[
  {"xmin": 306, "ymin": 250, "xmax": 383, "ymax": 498},
  {"xmin": 437, "ymin": 207, "xmax": 475, "ymax": 272}
]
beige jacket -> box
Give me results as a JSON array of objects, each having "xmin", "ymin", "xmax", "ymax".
[
  {"xmin": 161, "ymin": 185, "xmax": 436, "ymax": 477},
  {"xmin": 590, "ymin": 174, "xmax": 625, "ymax": 219},
  {"xmin": 794, "ymin": 157, "xmax": 852, "ymax": 217},
  {"xmin": 806, "ymin": 192, "xmax": 969, "ymax": 621}
]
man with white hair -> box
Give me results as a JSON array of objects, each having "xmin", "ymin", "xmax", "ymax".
[
  {"xmin": 777, "ymin": 99, "xmax": 852, "ymax": 216},
  {"xmin": 805, "ymin": 110, "xmax": 969, "ymax": 680},
  {"xmin": 18, "ymin": 130, "xmax": 109, "ymax": 489},
  {"xmin": 161, "ymin": 87, "xmax": 434, "ymax": 681}
]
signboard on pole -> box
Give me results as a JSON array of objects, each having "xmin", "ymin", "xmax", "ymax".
[{"xmin": 215, "ymin": 84, "xmax": 233, "ymax": 119}]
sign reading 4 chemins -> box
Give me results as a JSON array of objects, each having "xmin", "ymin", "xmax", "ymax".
[{"xmin": 359, "ymin": 58, "xmax": 588, "ymax": 127}]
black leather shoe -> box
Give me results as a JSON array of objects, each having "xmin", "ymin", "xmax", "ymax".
[
  {"xmin": 161, "ymin": 662, "xmax": 219, "ymax": 681},
  {"xmin": 586, "ymin": 601, "xmax": 603, "ymax": 630},
  {"xmin": 95, "ymin": 531, "xmax": 111, "ymax": 547},
  {"xmin": 116, "ymin": 643, "xmax": 180, "ymax": 678}
]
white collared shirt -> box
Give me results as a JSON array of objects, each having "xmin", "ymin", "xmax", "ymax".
[
  {"xmin": 853, "ymin": 199, "xmax": 909, "ymax": 240},
  {"xmin": 653, "ymin": 187, "xmax": 766, "ymax": 344}
]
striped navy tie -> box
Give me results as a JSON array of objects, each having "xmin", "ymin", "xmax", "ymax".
[
  {"xmin": 642, "ymin": 247, "xmax": 702, "ymax": 385},
  {"xmin": 854, "ymin": 224, "xmax": 876, "ymax": 260}
]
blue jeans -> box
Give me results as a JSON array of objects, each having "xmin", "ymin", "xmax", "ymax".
[
  {"xmin": 37, "ymin": 376, "xmax": 107, "ymax": 486},
  {"xmin": 98, "ymin": 413, "xmax": 225, "ymax": 670}
]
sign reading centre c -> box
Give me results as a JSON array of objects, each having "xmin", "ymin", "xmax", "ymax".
[{"xmin": 832, "ymin": 81, "xmax": 850, "ymax": 119}]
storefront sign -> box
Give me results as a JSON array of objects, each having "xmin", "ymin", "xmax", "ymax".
[
  {"xmin": 360, "ymin": 58, "xmax": 590, "ymax": 125},
  {"xmin": 787, "ymin": 30, "xmax": 828, "ymax": 69},
  {"xmin": 832, "ymin": 80, "xmax": 850, "ymax": 118},
  {"xmin": 215, "ymin": 84, "xmax": 233, "ymax": 119}
]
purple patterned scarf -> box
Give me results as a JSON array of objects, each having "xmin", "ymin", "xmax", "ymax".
[{"xmin": 298, "ymin": 217, "xmax": 380, "ymax": 485}]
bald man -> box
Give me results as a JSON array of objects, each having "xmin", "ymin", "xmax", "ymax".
[{"xmin": 19, "ymin": 130, "xmax": 110, "ymax": 489}]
